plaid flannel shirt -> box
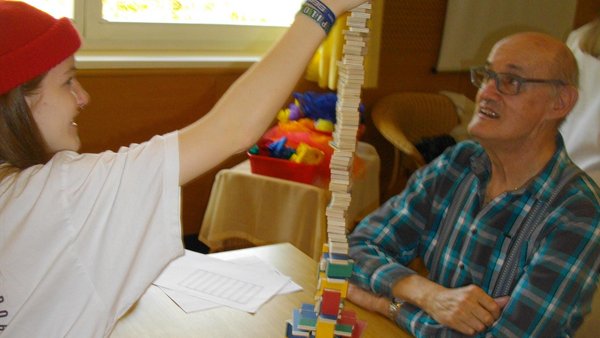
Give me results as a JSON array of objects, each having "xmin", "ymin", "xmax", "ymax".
[{"xmin": 348, "ymin": 137, "xmax": 600, "ymax": 337}]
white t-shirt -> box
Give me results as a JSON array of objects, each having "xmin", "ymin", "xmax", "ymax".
[
  {"xmin": 0, "ymin": 132, "xmax": 184, "ymax": 337},
  {"xmin": 561, "ymin": 22, "xmax": 600, "ymax": 186}
]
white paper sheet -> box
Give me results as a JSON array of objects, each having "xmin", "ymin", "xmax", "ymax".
[
  {"xmin": 158, "ymin": 286, "xmax": 221, "ymax": 312},
  {"xmin": 153, "ymin": 250, "xmax": 299, "ymax": 313},
  {"xmin": 220, "ymin": 256, "xmax": 302, "ymax": 295}
]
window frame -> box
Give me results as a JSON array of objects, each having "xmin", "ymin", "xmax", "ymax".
[
  {"xmin": 82, "ymin": 1, "xmax": 294, "ymax": 53},
  {"xmin": 26, "ymin": 0, "xmax": 382, "ymax": 88},
  {"xmin": 70, "ymin": 0, "xmax": 301, "ymax": 68}
]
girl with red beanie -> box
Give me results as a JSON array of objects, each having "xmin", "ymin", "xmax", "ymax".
[{"xmin": 0, "ymin": 1, "xmax": 366, "ymax": 337}]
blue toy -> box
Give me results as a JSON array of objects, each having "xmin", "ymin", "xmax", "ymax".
[
  {"xmin": 267, "ymin": 137, "xmax": 296, "ymax": 159},
  {"xmin": 292, "ymin": 91, "xmax": 366, "ymax": 125},
  {"xmin": 293, "ymin": 91, "xmax": 337, "ymax": 123}
]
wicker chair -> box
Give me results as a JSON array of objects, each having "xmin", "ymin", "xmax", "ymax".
[
  {"xmin": 371, "ymin": 92, "xmax": 460, "ymax": 195},
  {"xmin": 576, "ymin": 290, "xmax": 600, "ymax": 337}
]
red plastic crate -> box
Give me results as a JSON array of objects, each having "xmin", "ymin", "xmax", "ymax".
[{"xmin": 248, "ymin": 152, "xmax": 318, "ymax": 184}]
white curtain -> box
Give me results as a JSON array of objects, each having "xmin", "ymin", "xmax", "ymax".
[{"xmin": 436, "ymin": 0, "xmax": 577, "ymax": 72}]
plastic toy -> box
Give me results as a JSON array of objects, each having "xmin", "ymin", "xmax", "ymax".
[
  {"xmin": 290, "ymin": 143, "xmax": 324, "ymax": 165},
  {"xmin": 268, "ymin": 137, "xmax": 295, "ymax": 159},
  {"xmin": 314, "ymin": 118, "xmax": 334, "ymax": 133}
]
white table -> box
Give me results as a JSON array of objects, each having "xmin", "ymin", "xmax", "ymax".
[{"xmin": 110, "ymin": 243, "xmax": 411, "ymax": 338}]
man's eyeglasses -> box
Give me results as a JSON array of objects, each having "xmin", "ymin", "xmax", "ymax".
[{"xmin": 470, "ymin": 66, "xmax": 566, "ymax": 95}]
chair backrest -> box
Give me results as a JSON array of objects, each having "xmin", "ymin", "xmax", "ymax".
[
  {"xmin": 575, "ymin": 288, "xmax": 600, "ymax": 337},
  {"xmin": 371, "ymin": 92, "xmax": 459, "ymax": 167}
]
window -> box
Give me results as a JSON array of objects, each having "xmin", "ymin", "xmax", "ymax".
[
  {"xmin": 20, "ymin": 0, "xmax": 304, "ymax": 68},
  {"xmin": 19, "ymin": 0, "xmax": 383, "ymax": 87},
  {"xmin": 19, "ymin": 0, "xmax": 73, "ymax": 19},
  {"xmin": 101, "ymin": 0, "xmax": 300, "ymax": 26}
]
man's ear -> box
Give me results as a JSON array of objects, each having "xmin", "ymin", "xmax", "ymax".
[{"xmin": 552, "ymin": 85, "xmax": 579, "ymax": 119}]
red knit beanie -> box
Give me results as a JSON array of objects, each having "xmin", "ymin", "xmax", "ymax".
[{"xmin": 0, "ymin": 1, "xmax": 81, "ymax": 94}]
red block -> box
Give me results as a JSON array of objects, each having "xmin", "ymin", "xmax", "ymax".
[{"xmin": 321, "ymin": 289, "xmax": 342, "ymax": 317}]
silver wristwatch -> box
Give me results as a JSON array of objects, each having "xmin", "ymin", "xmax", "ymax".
[{"xmin": 388, "ymin": 298, "xmax": 404, "ymax": 319}]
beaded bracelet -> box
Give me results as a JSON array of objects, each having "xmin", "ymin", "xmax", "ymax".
[{"xmin": 300, "ymin": 0, "xmax": 336, "ymax": 34}]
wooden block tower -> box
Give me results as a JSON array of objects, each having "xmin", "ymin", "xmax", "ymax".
[{"xmin": 286, "ymin": 3, "xmax": 372, "ymax": 337}]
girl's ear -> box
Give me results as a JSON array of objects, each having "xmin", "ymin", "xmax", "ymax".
[
  {"xmin": 24, "ymin": 88, "xmax": 42, "ymax": 117},
  {"xmin": 24, "ymin": 94, "xmax": 34, "ymax": 110}
]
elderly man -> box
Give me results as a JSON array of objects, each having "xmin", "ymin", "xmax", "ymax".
[{"xmin": 347, "ymin": 32, "xmax": 599, "ymax": 337}]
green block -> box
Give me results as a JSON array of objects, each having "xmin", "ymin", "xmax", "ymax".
[
  {"xmin": 334, "ymin": 323, "xmax": 354, "ymax": 337},
  {"xmin": 325, "ymin": 261, "xmax": 354, "ymax": 279}
]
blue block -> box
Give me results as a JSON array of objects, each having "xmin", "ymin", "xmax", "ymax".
[{"xmin": 297, "ymin": 304, "xmax": 318, "ymax": 331}]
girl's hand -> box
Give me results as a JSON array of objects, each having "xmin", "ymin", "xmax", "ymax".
[{"xmin": 320, "ymin": 0, "xmax": 370, "ymax": 17}]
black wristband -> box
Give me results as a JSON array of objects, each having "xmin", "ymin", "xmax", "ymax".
[{"xmin": 299, "ymin": 1, "xmax": 336, "ymax": 34}]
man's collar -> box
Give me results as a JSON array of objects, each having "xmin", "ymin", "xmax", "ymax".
[{"xmin": 469, "ymin": 134, "xmax": 571, "ymax": 202}]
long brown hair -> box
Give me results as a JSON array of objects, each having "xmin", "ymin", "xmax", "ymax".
[{"xmin": 0, "ymin": 74, "xmax": 48, "ymax": 181}]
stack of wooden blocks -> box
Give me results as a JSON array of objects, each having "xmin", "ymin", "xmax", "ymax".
[{"xmin": 286, "ymin": 2, "xmax": 372, "ymax": 337}]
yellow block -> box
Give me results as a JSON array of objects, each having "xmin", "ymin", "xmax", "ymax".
[
  {"xmin": 317, "ymin": 272, "xmax": 348, "ymax": 298},
  {"xmin": 315, "ymin": 318, "xmax": 336, "ymax": 338}
]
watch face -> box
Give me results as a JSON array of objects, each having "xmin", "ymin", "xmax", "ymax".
[{"xmin": 389, "ymin": 302, "xmax": 402, "ymax": 319}]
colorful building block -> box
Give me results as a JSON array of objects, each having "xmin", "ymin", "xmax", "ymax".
[
  {"xmin": 320, "ymin": 289, "xmax": 342, "ymax": 317},
  {"xmin": 297, "ymin": 303, "xmax": 318, "ymax": 331},
  {"xmin": 315, "ymin": 316, "xmax": 336, "ymax": 338},
  {"xmin": 325, "ymin": 260, "xmax": 354, "ymax": 279},
  {"xmin": 317, "ymin": 272, "xmax": 349, "ymax": 298}
]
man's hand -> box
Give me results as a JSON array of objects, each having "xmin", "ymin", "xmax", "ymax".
[
  {"xmin": 392, "ymin": 275, "xmax": 510, "ymax": 335},
  {"xmin": 422, "ymin": 284, "xmax": 509, "ymax": 335},
  {"xmin": 348, "ymin": 277, "xmax": 511, "ymax": 335}
]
